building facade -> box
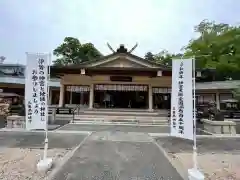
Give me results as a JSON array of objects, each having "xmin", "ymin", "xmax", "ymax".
[
  {"xmin": 51, "ymin": 45, "xmax": 240, "ymax": 110},
  {"xmin": 0, "ymin": 46, "xmax": 239, "ymax": 110}
]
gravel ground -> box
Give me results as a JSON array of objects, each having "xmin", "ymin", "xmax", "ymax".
[
  {"xmin": 0, "ymin": 132, "xmax": 87, "ymax": 180},
  {"xmin": 156, "ymin": 137, "xmax": 240, "ymax": 180},
  {"xmin": 173, "ymin": 152, "xmax": 240, "ymax": 180},
  {"xmin": 0, "ymin": 148, "xmax": 69, "ymax": 180}
]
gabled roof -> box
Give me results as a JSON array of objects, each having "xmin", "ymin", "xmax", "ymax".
[{"xmin": 78, "ymin": 51, "xmax": 168, "ymax": 69}]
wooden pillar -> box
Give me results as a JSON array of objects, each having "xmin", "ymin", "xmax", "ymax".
[
  {"xmin": 59, "ymin": 84, "xmax": 64, "ymax": 107},
  {"xmin": 148, "ymin": 85, "xmax": 153, "ymax": 111},
  {"xmin": 89, "ymin": 84, "xmax": 94, "ymax": 109}
]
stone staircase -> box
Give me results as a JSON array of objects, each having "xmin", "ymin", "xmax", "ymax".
[{"xmin": 71, "ymin": 109, "xmax": 170, "ymax": 125}]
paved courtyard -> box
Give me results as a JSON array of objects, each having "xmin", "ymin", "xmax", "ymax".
[
  {"xmin": 51, "ymin": 131, "xmax": 183, "ymax": 180},
  {"xmin": 0, "ymin": 131, "xmax": 183, "ymax": 180},
  {"xmin": 1, "ymin": 129, "xmax": 240, "ymax": 179}
]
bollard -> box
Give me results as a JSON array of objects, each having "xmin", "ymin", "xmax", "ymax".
[{"xmin": 188, "ymin": 168, "xmax": 204, "ymax": 180}]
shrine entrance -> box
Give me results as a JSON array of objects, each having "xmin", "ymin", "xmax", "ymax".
[{"xmin": 93, "ymin": 84, "xmax": 148, "ymax": 109}]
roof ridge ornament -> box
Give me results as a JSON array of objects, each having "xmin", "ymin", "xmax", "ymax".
[
  {"xmin": 128, "ymin": 43, "xmax": 138, "ymax": 53},
  {"xmin": 107, "ymin": 43, "xmax": 138, "ymax": 54},
  {"xmin": 107, "ymin": 43, "xmax": 115, "ymax": 53}
]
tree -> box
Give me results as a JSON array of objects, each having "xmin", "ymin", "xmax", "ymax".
[
  {"xmin": 144, "ymin": 52, "xmax": 155, "ymax": 61},
  {"xmin": 184, "ymin": 20, "xmax": 240, "ymax": 80},
  {"xmin": 144, "ymin": 50, "xmax": 182, "ymax": 66},
  {"xmin": 53, "ymin": 37, "xmax": 102, "ymax": 65},
  {"xmin": 0, "ymin": 56, "xmax": 6, "ymax": 64},
  {"xmin": 154, "ymin": 50, "xmax": 174, "ymax": 66}
]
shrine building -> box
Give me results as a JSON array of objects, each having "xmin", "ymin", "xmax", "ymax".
[{"xmin": 50, "ymin": 45, "xmax": 240, "ymax": 111}]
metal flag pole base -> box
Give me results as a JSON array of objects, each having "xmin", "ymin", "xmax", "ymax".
[
  {"xmin": 187, "ymin": 147, "xmax": 204, "ymax": 180},
  {"xmin": 37, "ymin": 137, "xmax": 53, "ymax": 172},
  {"xmin": 188, "ymin": 168, "xmax": 205, "ymax": 180}
]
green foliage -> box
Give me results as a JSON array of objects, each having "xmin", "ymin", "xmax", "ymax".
[
  {"xmin": 145, "ymin": 20, "xmax": 240, "ymax": 80},
  {"xmin": 144, "ymin": 50, "xmax": 182, "ymax": 66},
  {"xmin": 53, "ymin": 37, "xmax": 102, "ymax": 65},
  {"xmin": 144, "ymin": 52, "xmax": 155, "ymax": 61},
  {"xmin": 53, "ymin": 20, "xmax": 240, "ymax": 81},
  {"xmin": 184, "ymin": 20, "xmax": 240, "ymax": 79}
]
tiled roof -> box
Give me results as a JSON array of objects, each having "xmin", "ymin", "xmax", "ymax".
[{"xmin": 196, "ymin": 80, "xmax": 240, "ymax": 90}]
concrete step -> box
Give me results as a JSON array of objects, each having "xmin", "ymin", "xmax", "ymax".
[
  {"xmin": 72, "ymin": 118, "xmax": 168, "ymax": 123},
  {"xmin": 73, "ymin": 119, "xmax": 168, "ymax": 124},
  {"xmin": 54, "ymin": 114, "xmax": 169, "ymax": 124},
  {"xmin": 54, "ymin": 115, "xmax": 73, "ymax": 121},
  {"xmin": 79, "ymin": 110, "xmax": 168, "ymax": 116},
  {"xmin": 75, "ymin": 112, "xmax": 168, "ymax": 117},
  {"xmin": 72, "ymin": 120, "xmax": 168, "ymax": 125},
  {"xmin": 74, "ymin": 115, "xmax": 168, "ymax": 120},
  {"xmin": 83, "ymin": 108, "xmax": 168, "ymax": 112},
  {"xmin": 55, "ymin": 114, "xmax": 168, "ymax": 120}
]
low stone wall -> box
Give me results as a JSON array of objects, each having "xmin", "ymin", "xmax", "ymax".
[
  {"xmin": 6, "ymin": 114, "xmax": 56, "ymax": 129},
  {"xmin": 225, "ymin": 119, "xmax": 240, "ymax": 134},
  {"xmin": 201, "ymin": 119, "xmax": 236, "ymax": 135},
  {"xmin": 6, "ymin": 115, "xmax": 25, "ymax": 129}
]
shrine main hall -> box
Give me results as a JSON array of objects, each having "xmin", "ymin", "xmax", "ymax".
[{"xmin": 50, "ymin": 45, "xmax": 239, "ymax": 111}]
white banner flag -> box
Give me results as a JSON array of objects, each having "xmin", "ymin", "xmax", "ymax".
[
  {"xmin": 25, "ymin": 53, "xmax": 49, "ymax": 130},
  {"xmin": 170, "ymin": 59, "xmax": 193, "ymax": 140}
]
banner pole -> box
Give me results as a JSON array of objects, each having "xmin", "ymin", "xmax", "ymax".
[
  {"xmin": 43, "ymin": 53, "xmax": 51, "ymax": 160},
  {"xmin": 192, "ymin": 57, "xmax": 198, "ymax": 170}
]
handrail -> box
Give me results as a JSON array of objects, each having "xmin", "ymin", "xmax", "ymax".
[{"xmin": 72, "ymin": 105, "xmax": 80, "ymax": 123}]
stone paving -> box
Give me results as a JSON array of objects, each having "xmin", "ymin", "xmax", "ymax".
[
  {"xmin": 1, "ymin": 129, "xmax": 239, "ymax": 179},
  {"xmin": 52, "ymin": 131, "xmax": 183, "ymax": 180}
]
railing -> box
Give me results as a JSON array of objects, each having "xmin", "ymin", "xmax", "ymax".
[
  {"xmin": 72, "ymin": 105, "xmax": 80, "ymax": 123},
  {"xmin": 48, "ymin": 106, "xmax": 75, "ymax": 124}
]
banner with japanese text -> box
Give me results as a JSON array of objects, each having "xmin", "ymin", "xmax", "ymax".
[
  {"xmin": 170, "ymin": 59, "xmax": 193, "ymax": 140},
  {"xmin": 25, "ymin": 53, "xmax": 49, "ymax": 130}
]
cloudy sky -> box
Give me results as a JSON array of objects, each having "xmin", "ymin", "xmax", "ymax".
[{"xmin": 0, "ymin": 0, "xmax": 239, "ymax": 64}]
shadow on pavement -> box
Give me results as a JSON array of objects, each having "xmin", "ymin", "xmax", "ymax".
[
  {"xmin": 155, "ymin": 136, "xmax": 240, "ymax": 154},
  {"xmin": 0, "ymin": 131, "xmax": 87, "ymax": 149}
]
